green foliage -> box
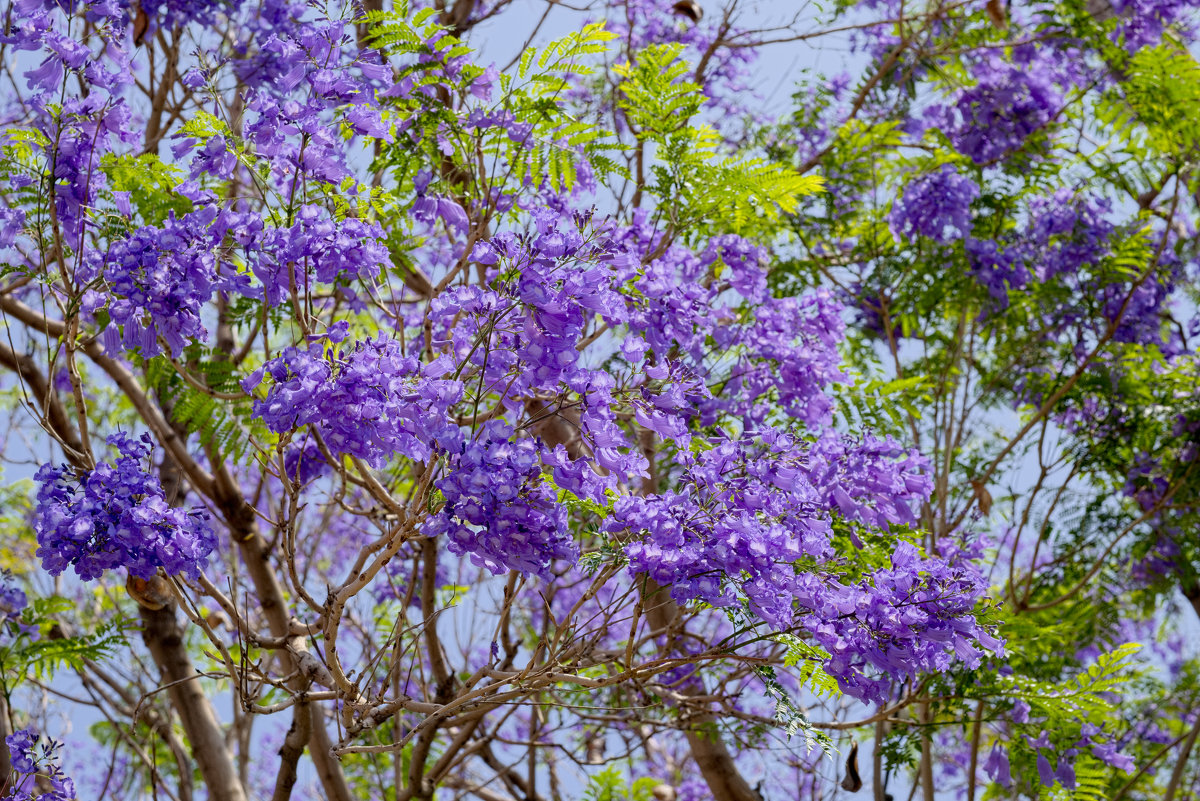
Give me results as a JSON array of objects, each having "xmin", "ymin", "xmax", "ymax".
[
  {"xmin": 577, "ymin": 540, "xmax": 628, "ymax": 575},
  {"xmin": 178, "ymin": 109, "xmax": 234, "ymax": 141},
  {"xmin": 100, "ymin": 153, "xmax": 193, "ymax": 225},
  {"xmin": 752, "ymin": 663, "xmax": 835, "ymax": 756},
  {"xmin": 144, "ymin": 349, "xmax": 271, "ymax": 466},
  {"xmin": 0, "ymin": 129, "xmax": 49, "ymax": 212},
  {"xmin": 582, "ymin": 766, "xmax": 662, "ymax": 801},
  {"xmin": 368, "ymin": 9, "xmax": 623, "ymax": 211},
  {"xmin": 612, "ymin": 44, "xmax": 703, "ymax": 136},
  {"xmin": 614, "ymin": 44, "xmax": 823, "ymax": 237},
  {"xmin": 776, "ymin": 632, "xmax": 842, "ymax": 699},
  {"xmin": 0, "ymin": 594, "xmax": 132, "ymax": 689},
  {"xmin": 1016, "ymin": 642, "xmax": 1142, "ymax": 719},
  {"xmin": 365, "ymin": 4, "xmax": 466, "ymax": 57},
  {"xmin": 718, "ymin": 602, "xmax": 836, "ymax": 754},
  {"xmin": 493, "ymin": 23, "xmax": 625, "ymax": 195},
  {"xmin": 1098, "ymin": 43, "xmax": 1200, "ymax": 161},
  {"xmin": 976, "ymin": 643, "xmax": 1144, "ymax": 795},
  {"xmin": 0, "ymin": 480, "xmax": 35, "ymax": 573},
  {"xmin": 518, "ymin": 22, "xmax": 615, "ymax": 80},
  {"xmin": 833, "ymin": 373, "xmax": 933, "ymax": 440}
]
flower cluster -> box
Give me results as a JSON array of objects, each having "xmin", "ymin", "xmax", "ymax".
[
  {"xmin": 426, "ymin": 421, "xmax": 577, "ymax": 577},
  {"xmin": 964, "ymin": 190, "xmax": 1117, "ymax": 308},
  {"xmin": 3, "ymin": 730, "xmax": 77, "ymax": 801},
  {"xmin": 890, "ymin": 164, "xmax": 979, "ymax": 244},
  {"xmin": 1108, "ymin": 0, "xmax": 1200, "ymax": 52},
  {"xmin": 246, "ymin": 334, "xmax": 463, "ymax": 468},
  {"xmin": 949, "ymin": 53, "xmax": 1061, "ymax": 165},
  {"xmin": 611, "ymin": 217, "xmax": 847, "ymax": 430},
  {"xmin": 87, "ymin": 208, "xmax": 225, "ymax": 357},
  {"xmin": 965, "ymin": 237, "xmax": 1031, "ymax": 304},
  {"xmin": 1026, "ymin": 190, "xmax": 1114, "ymax": 280},
  {"xmin": 983, "ymin": 716, "xmax": 1137, "ymax": 791},
  {"xmin": 203, "ymin": 0, "xmax": 437, "ymax": 194},
  {"xmin": 606, "ymin": 427, "xmax": 999, "ymax": 702},
  {"xmin": 11, "ymin": 0, "xmax": 1199, "ymax": 797},
  {"xmin": 242, "ymin": 206, "xmax": 393, "ymax": 306},
  {"xmin": 714, "ymin": 290, "xmax": 846, "ymax": 427},
  {"xmin": 5, "ymin": 0, "xmax": 135, "ymax": 100},
  {"xmin": 3, "ymin": 0, "xmax": 147, "ymax": 250},
  {"xmin": 33, "ymin": 433, "xmax": 216, "ymax": 581}
]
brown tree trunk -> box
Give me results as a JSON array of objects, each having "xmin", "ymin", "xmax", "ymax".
[
  {"xmin": 272, "ymin": 700, "xmax": 313, "ymax": 801},
  {"xmin": 129, "ymin": 394, "xmax": 247, "ymax": 801},
  {"xmin": 139, "ymin": 601, "xmax": 247, "ymax": 801},
  {"xmin": 214, "ymin": 488, "xmax": 355, "ymax": 801},
  {"xmin": 919, "ymin": 702, "xmax": 935, "ymax": 801},
  {"xmin": 640, "ymin": 580, "xmax": 760, "ymax": 801}
]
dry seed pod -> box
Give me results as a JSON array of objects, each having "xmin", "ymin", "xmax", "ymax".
[
  {"xmin": 126, "ymin": 574, "xmax": 173, "ymax": 611},
  {"xmin": 970, "ymin": 477, "xmax": 993, "ymax": 517},
  {"xmin": 132, "ymin": 5, "xmax": 150, "ymax": 46},
  {"xmin": 205, "ymin": 610, "xmax": 230, "ymax": 631},
  {"xmin": 985, "ymin": 0, "xmax": 1007, "ymax": 29},
  {"xmin": 672, "ymin": 0, "xmax": 702, "ymax": 23},
  {"xmin": 840, "ymin": 741, "xmax": 863, "ymax": 792}
]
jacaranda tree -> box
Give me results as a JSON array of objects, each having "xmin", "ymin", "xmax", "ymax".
[{"xmin": 0, "ymin": 0, "xmax": 1196, "ymax": 799}]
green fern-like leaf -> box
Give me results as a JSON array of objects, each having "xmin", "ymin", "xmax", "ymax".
[{"xmin": 146, "ymin": 354, "xmax": 270, "ymax": 466}]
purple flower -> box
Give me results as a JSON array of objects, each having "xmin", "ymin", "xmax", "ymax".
[
  {"xmin": 425, "ymin": 421, "xmax": 578, "ymax": 577},
  {"xmin": 1092, "ymin": 742, "xmax": 1135, "ymax": 773},
  {"xmin": 470, "ymin": 64, "xmax": 498, "ymax": 101},
  {"xmin": 242, "ymin": 206, "xmax": 392, "ymax": 306},
  {"xmin": 88, "ymin": 208, "xmax": 227, "ymax": 357},
  {"xmin": 24, "ymin": 56, "xmax": 63, "ymax": 93},
  {"xmin": 606, "ymin": 427, "xmax": 997, "ymax": 703},
  {"xmin": 347, "ymin": 104, "xmax": 391, "ymax": 139},
  {"xmin": 1056, "ymin": 757, "xmax": 1076, "ymax": 789},
  {"xmin": 890, "ymin": 164, "xmax": 978, "ymax": 243},
  {"xmin": 248, "ymin": 337, "xmax": 463, "ymax": 468},
  {"xmin": 1036, "ymin": 752, "xmax": 1056, "ymax": 787},
  {"xmin": 984, "ymin": 744, "xmax": 1011, "ymax": 788},
  {"xmin": 32, "ymin": 433, "xmax": 216, "ymax": 581},
  {"xmin": 6, "ymin": 729, "xmax": 37, "ymax": 774},
  {"xmin": 0, "ymin": 207, "xmax": 26, "ymax": 248},
  {"xmin": 181, "ymin": 68, "xmax": 206, "ymax": 89},
  {"xmin": 950, "ymin": 53, "xmax": 1062, "ymax": 164},
  {"xmin": 3, "ymin": 728, "xmax": 77, "ymax": 800}
]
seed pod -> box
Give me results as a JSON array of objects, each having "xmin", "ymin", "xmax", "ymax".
[
  {"xmin": 205, "ymin": 610, "xmax": 230, "ymax": 631},
  {"xmin": 126, "ymin": 574, "xmax": 173, "ymax": 611},
  {"xmin": 672, "ymin": 0, "xmax": 703, "ymax": 23},
  {"xmin": 132, "ymin": 5, "xmax": 150, "ymax": 46},
  {"xmin": 970, "ymin": 477, "xmax": 993, "ymax": 516},
  {"xmin": 840, "ymin": 741, "xmax": 863, "ymax": 792},
  {"xmin": 985, "ymin": 0, "xmax": 1006, "ymax": 29}
]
